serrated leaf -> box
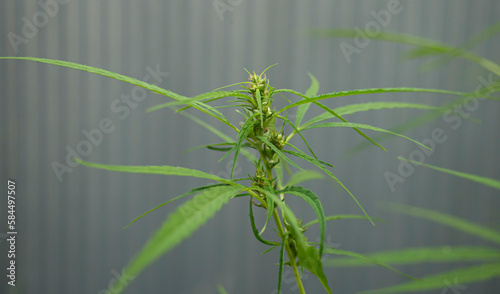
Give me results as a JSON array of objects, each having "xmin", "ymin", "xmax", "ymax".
[
  {"xmin": 302, "ymin": 122, "xmax": 430, "ymax": 151},
  {"xmin": 386, "ymin": 203, "xmax": 500, "ymax": 245},
  {"xmin": 114, "ymin": 185, "xmax": 241, "ymax": 294},
  {"xmin": 302, "ymin": 102, "xmax": 441, "ymax": 129},
  {"xmin": 285, "ymin": 170, "xmax": 324, "ymax": 187},
  {"xmin": 296, "ymin": 73, "xmax": 320, "ymax": 126},
  {"xmin": 398, "ymin": 157, "xmax": 500, "ymax": 190},
  {"xmin": 75, "ymin": 158, "xmax": 238, "ymax": 185},
  {"xmin": 280, "ymin": 186, "xmax": 327, "ymax": 257},
  {"xmin": 277, "ymin": 87, "xmax": 465, "ymax": 114},
  {"xmin": 124, "ymin": 183, "xmax": 229, "ymax": 228},
  {"xmin": 325, "ymin": 246, "xmax": 500, "ymax": 267},
  {"xmin": 359, "ymin": 263, "xmax": 500, "ymax": 294},
  {"xmin": 323, "ymin": 248, "xmax": 416, "ymax": 280}
]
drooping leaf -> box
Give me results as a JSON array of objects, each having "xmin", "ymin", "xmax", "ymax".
[
  {"xmin": 385, "ymin": 203, "xmax": 500, "ymax": 245},
  {"xmin": 0, "ymin": 57, "xmax": 235, "ymax": 128},
  {"xmin": 249, "ymin": 197, "xmax": 279, "ymax": 246},
  {"xmin": 359, "ymin": 263, "xmax": 500, "ymax": 294},
  {"xmin": 75, "ymin": 158, "xmax": 238, "ymax": 185},
  {"xmin": 253, "ymin": 187, "xmax": 332, "ymax": 294},
  {"xmin": 325, "ymin": 246, "xmax": 500, "ymax": 267},
  {"xmin": 323, "ymin": 248, "xmax": 416, "ymax": 280},
  {"xmin": 280, "ymin": 186, "xmax": 327, "ymax": 257},
  {"xmin": 112, "ymin": 185, "xmax": 242, "ymax": 294},
  {"xmin": 283, "ymin": 147, "xmax": 373, "ymax": 226},
  {"xmin": 311, "ymin": 101, "xmax": 386, "ymax": 151},
  {"xmin": 398, "ymin": 157, "xmax": 500, "ymax": 190},
  {"xmin": 277, "ymin": 114, "xmax": 318, "ymax": 159},
  {"xmin": 307, "ymin": 29, "xmax": 500, "ymax": 76},
  {"xmin": 301, "ymin": 122, "xmax": 431, "ymax": 151},
  {"xmin": 285, "ymin": 170, "xmax": 324, "ymax": 187},
  {"xmin": 302, "ymin": 102, "xmax": 441, "ymax": 129},
  {"xmin": 124, "ymin": 184, "xmax": 229, "ymax": 228},
  {"xmin": 277, "ymin": 87, "xmax": 465, "ymax": 114},
  {"xmin": 296, "ymin": 72, "xmax": 320, "ymax": 126}
]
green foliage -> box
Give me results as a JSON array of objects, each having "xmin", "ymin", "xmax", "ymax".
[{"xmin": 3, "ymin": 26, "xmax": 499, "ymax": 293}]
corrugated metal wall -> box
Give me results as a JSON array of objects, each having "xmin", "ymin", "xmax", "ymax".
[{"xmin": 1, "ymin": 1, "xmax": 499, "ymax": 293}]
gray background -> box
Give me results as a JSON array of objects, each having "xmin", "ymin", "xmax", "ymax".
[{"xmin": 1, "ymin": 1, "xmax": 500, "ymax": 293}]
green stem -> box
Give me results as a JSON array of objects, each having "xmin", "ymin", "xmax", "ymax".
[{"xmin": 272, "ymin": 209, "xmax": 306, "ymax": 294}]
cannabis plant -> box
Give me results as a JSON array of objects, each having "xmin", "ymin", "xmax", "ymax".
[{"xmin": 0, "ymin": 56, "xmax": 491, "ymax": 293}]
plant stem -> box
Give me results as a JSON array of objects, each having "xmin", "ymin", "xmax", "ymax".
[{"xmin": 272, "ymin": 209, "xmax": 306, "ymax": 294}]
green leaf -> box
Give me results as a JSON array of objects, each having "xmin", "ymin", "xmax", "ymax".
[
  {"xmin": 359, "ymin": 263, "xmax": 500, "ymax": 294},
  {"xmin": 277, "ymin": 114, "xmax": 318, "ymax": 159},
  {"xmin": 398, "ymin": 157, "xmax": 500, "ymax": 190},
  {"xmin": 177, "ymin": 111, "xmax": 257, "ymax": 163},
  {"xmin": 219, "ymin": 113, "xmax": 258, "ymax": 179},
  {"xmin": 75, "ymin": 158, "xmax": 238, "ymax": 185},
  {"xmin": 307, "ymin": 29, "xmax": 500, "ymax": 76},
  {"xmin": 277, "ymin": 232, "xmax": 289, "ymax": 294},
  {"xmin": 311, "ymin": 101, "xmax": 386, "ymax": 151},
  {"xmin": 259, "ymin": 136, "xmax": 304, "ymax": 171},
  {"xmin": 304, "ymin": 214, "xmax": 384, "ymax": 227},
  {"xmin": 147, "ymin": 90, "xmax": 248, "ymax": 112},
  {"xmin": 114, "ymin": 185, "xmax": 241, "ymax": 294},
  {"xmin": 253, "ymin": 187, "xmax": 332, "ymax": 294},
  {"xmin": 283, "ymin": 147, "xmax": 374, "ymax": 226},
  {"xmin": 277, "ymin": 87, "xmax": 465, "ymax": 115},
  {"xmin": 325, "ymin": 246, "xmax": 500, "ymax": 267},
  {"xmin": 256, "ymin": 87, "xmax": 264, "ymax": 127},
  {"xmin": 323, "ymin": 248, "xmax": 416, "ymax": 280},
  {"xmin": 302, "ymin": 122, "xmax": 431, "ymax": 151},
  {"xmin": 296, "ymin": 72, "xmax": 320, "ymax": 126},
  {"xmin": 124, "ymin": 184, "xmax": 229, "ymax": 228},
  {"xmin": 249, "ymin": 198, "xmax": 279, "ymax": 246},
  {"xmin": 285, "ymin": 170, "xmax": 324, "ymax": 187},
  {"xmin": 302, "ymin": 102, "xmax": 441, "ymax": 129},
  {"xmin": 261, "ymin": 189, "xmax": 275, "ymax": 236},
  {"xmin": 217, "ymin": 284, "xmax": 229, "ymax": 294},
  {"xmin": 0, "ymin": 57, "xmax": 235, "ymax": 128},
  {"xmin": 386, "ymin": 203, "xmax": 500, "ymax": 245},
  {"xmin": 280, "ymin": 186, "xmax": 327, "ymax": 257}
]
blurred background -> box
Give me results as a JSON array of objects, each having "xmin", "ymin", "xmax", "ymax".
[{"xmin": 1, "ymin": 1, "xmax": 500, "ymax": 293}]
